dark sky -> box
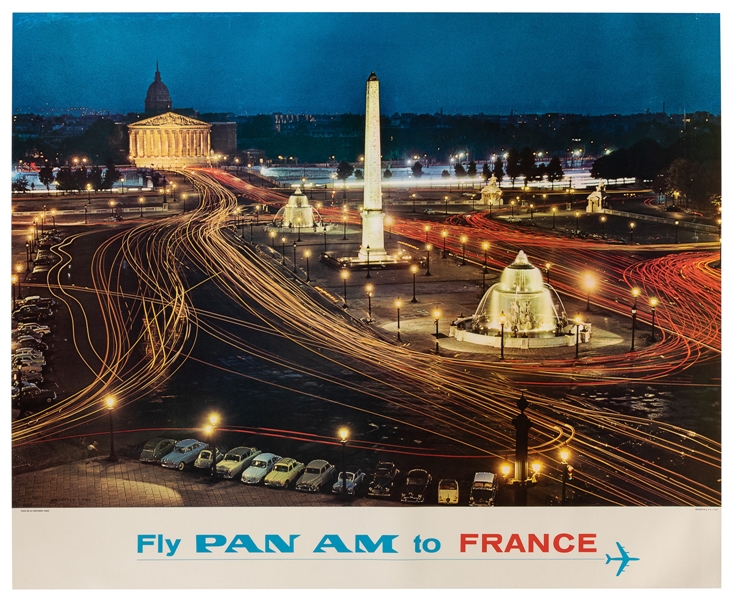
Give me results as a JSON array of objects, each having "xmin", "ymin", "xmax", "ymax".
[{"xmin": 12, "ymin": 12, "xmax": 721, "ymax": 116}]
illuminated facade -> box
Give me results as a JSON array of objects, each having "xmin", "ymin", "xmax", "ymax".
[{"xmin": 128, "ymin": 112, "xmax": 212, "ymax": 168}]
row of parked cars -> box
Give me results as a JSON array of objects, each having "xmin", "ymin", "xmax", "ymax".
[
  {"xmin": 12, "ymin": 295, "xmax": 58, "ymax": 414},
  {"xmin": 138, "ymin": 437, "xmax": 498, "ymax": 505},
  {"xmin": 30, "ymin": 230, "xmax": 63, "ymax": 278}
]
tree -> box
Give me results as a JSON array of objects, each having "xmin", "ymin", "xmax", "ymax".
[
  {"xmin": 467, "ymin": 160, "xmax": 477, "ymax": 178},
  {"xmin": 88, "ymin": 166, "xmax": 104, "ymax": 191},
  {"xmin": 454, "ymin": 163, "xmax": 466, "ymax": 178},
  {"xmin": 38, "ymin": 164, "xmax": 55, "ymax": 195},
  {"xmin": 518, "ymin": 146, "xmax": 536, "ymax": 185},
  {"xmin": 411, "ymin": 161, "xmax": 424, "ymax": 178},
  {"xmin": 55, "ymin": 167, "xmax": 74, "ymax": 194},
  {"xmin": 102, "ymin": 158, "xmax": 121, "ymax": 190},
  {"xmin": 354, "ymin": 169, "xmax": 364, "ymax": 180},
  {"xmin": 336, "ymin": 160, "xmax": 354, "ymax": 199},
  {"xmin": 12, "ymin": 175, "xmax": 29, "ymax": 194},
  {"xmin": 481, "ymin": 162, "xmax": 491, "ymax": 181},
  {"xmin": 383, "ymin": 167, "xmax": 392, "ymax": 179},
  {"xmin": 493, "ymin": 157, "xmax": 504, "ymax": 186},
  {"xmin": 441, "ymin": 169, "xmax": 451, "ymax": 178},
  {"xmin": 505, "ymin": 148, "xmax": 521, "ymax": 187},
  {"xmin": 546, "ymin": 156, "xmax": 564, "ymax": 190}
]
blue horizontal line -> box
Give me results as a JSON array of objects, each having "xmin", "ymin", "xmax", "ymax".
[{"xmin": 138, "ymin": 557, "xmax": 606, "ymax": 562}]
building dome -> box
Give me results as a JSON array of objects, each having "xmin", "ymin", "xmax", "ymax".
[{"xmin": 145, "ymin": 62, "xmax": 172, "ymax": 113}]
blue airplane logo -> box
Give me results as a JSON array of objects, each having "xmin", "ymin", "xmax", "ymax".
[{"xmin": 606, "ymin": 542, "xmax": 640, "ymax": 576}]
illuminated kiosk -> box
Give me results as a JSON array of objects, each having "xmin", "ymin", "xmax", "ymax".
[
  {"xmin": 480, "ymin": 174, "xmax": 503, "ymax": 207},
  {"xmin": 453, "ymin": 251, "xmax": 590, "ymax": 348},
  {"xmin": 324, "ymin": 72, "xmax": 412, "ymax": 271},
  {"xmin": 270, "ymin": 187, "xmax": 331, "ymax": 233}
]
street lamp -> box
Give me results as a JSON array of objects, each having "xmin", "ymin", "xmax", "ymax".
[
  {"xmin": 675, "ymin": 220, "xmax": 679, "ymax": 244},
  {"xmin": 280, "ymin": 237, "xmax": 287, "ymax": 264},
  {"xmin": 444, "ymin": 195, "xmax": 449, "ymax": 215},
  {"xmin": 171, "ymin": 183, "xmax": 177, "ymax": 202},
  {"xmin": 138, "ymin": 196, "xmax": 144, "ymax": 217},
  {"xmin": 424, "ymin": 225, "xmax": 430, "ymax": 245},
  {"xmin": 341, "ymin": 269, "xmax": 349, "ymax": 308},
  {"xmin": 109, "ymin": 200, "xmax": 117, "ymax": 217},
  {"xmin": 551, "ymin": 206, "xmax": 557, "ymax": 229},
  {"xmin": 560, "ymin": 448, "xmax": 573, "ymax": 505},
  {"xmin": 433, "ymin": 308, "xmax": 441, "ymax": 354},
  {"xmin": 182, "ymin": 193, "xmax": 188, "ymax": 214},
  {"xmin": 481, "ymin": 241, "xmax": 490, "ymax": 294},
  {"xmin": 600, "ymin": 215, "xmax": 606, "ymax": 236},
  {"xmin": 460, "ymin": 235, "xmax": 467, "ymax": 266},
  {"xmin": 292, "ymin": 242, "xmax": 298, "ymax": 274},
  {"xmin": 105, "ymin": 396, "xmax": 118, "ymax": 462},
  {"xmin": 544, "ymin": 262, "xmax": 551, "ymax": 285},
  {"xmin": 342, "ymin": 215, "xmax": 347, "ymax": 240},
  {"xmin": 425, "ymin": 243, "xmax": 433, "ymax": 276},
  {"xmin": 529, "ymin": 203, "xmax": 534, "ymax": 221},
  {"xmin": 385, "ymin": 215, "xmax": 393, "ymax": 239},
  {"xmin": 583, "ymin": 272, "xmax": 595, "ymax": 311},
  {"xmin": 441, "ymin": 229, "xmax": 448, "ymax": 259},
  {"xmin": 629, "ymin": 221, "xmax": 636, "ymax": 245},
  {"xmin": 575, "ymin": 211, "xmax": 580, "ymax": 233},
  {"xmin": 304, "ymin": 249, "xmax": 311, "ymax": 282},
  {"xmin": 631, "ymin": 288, "xmax": 639, "ymax": 351},
  {"xmin": 499, "ymin": 310, "xmax": 506, "ymax": 360},
  {"xmin": 510, "ymin": 199, "xmax": 515, "ymax": 217},
  {"xmin": 365, "ymin": 245, "xmax": 372, "ymax": 279},
  {"xmin": 50, "ymin": 208, "xmax": 57, "ymax": 230},
  {"xmin": 410, "ymin": 265, "xmax": 419, "ymax": 302},
  {"xmin": 365, "ymin": 283, "xmax": 373, "ymax": 322},
  {"xmin": 12, "ymin": 274, "xmax": 18, "ymax": 304},
  {"xmin": 86, "ymin": 183, "xmax": 92, "ymax": 204},
  {"xmin": 717, "ymin": 218, "xmax": 722, "ymax": 240},
  {"xmin": 396, "ymin": 298, "xmax": 402, "ymax": 341},
  {"xmin": 575, "ymin": 314, "xmax": 582, "ymax": 359},
  {"xmin": 296, "ymin": 217, "xmax": 302, "ymax": 242},
  {"xmin": 649, "ymin": 297, "xmax": 658, "ymax": 342},
  {"xmin": 205, "ymin": 413, "xmax": 219, "ymax": 479},
  {"xmin": 339, "ymin": 427, "xmax": 349, "ymax": 498},
  {"xmin": 14, "ymin": 264, "xmax": 22, "ymax": 299}
]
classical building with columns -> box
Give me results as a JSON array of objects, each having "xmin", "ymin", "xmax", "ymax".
[{"xmin": 128, "ymin": 112, "xmax": 212, "ymax": 168}]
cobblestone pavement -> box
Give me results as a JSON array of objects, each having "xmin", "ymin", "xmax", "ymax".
[{"xmin": 12, "ymin": 457, "xmax": 394, "ymax": 508}]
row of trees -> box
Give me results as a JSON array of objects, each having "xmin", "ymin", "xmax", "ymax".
[{"xmin": 13, "ymin": 158, "xmax": 121, "ymax": 195}]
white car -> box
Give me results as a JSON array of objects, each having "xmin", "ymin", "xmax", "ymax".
[
  {"xmin": 215, "ymin": 447, "xmax": 262, "ymax": 479},
  {"xmin": 241, "ymin": 453, "xmax": 281, "ymax": 484},
  {"xmin": 437, "ymin": 479, "xmax": 460, "ymax": 505},
  {"xmin": 16, "ymin": 323, "xmax": 51, "ymax": 336},
  {"xmin": 194, "ymin": 447, "xmax": 227, "ymax": 470},
  {"xmin": 13, "ymin": 348, "xmax": 44, "ymax": 361}
]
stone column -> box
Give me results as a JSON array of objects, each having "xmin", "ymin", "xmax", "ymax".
[{"xmin": 359, "ymin": 72, "xmax": 387, "ymax": 261}]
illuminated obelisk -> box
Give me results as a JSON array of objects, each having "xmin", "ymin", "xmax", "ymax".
[{"xmin": 358, "ymin": 72, "xmax": 388, "ymax": 261}]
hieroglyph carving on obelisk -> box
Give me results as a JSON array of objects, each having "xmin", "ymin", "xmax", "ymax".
[{"xmin": 359, "ymin": 72, "xmax": 388, "ymax": 260}]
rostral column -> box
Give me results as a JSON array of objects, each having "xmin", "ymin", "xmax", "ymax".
[{"xmin": 358, "ymin": 72, "xmax": 388, "ymax": 261}]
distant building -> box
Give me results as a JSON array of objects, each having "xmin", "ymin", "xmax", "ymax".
[
  {"xmin": 145, "ymin": 62, "xmax": 172, "ymax": 114},
  {"xmin": 210, "ymin": 122, "xmax": 237, "ymax": 155},
  {"xmin": 128, "ymin": 112, "xmax": 211, "ymax": 168}
]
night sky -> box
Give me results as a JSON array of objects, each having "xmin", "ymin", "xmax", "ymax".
[{"xmin": 11, "ymin": 11, "xmax": 721, "ymax": 116}]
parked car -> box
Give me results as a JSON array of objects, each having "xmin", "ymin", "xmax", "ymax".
[
  {"xmin": 16, "ymin": 322, "xmax": 51, "ymax": 336},
  {"xmin": 12, "ymin": 356, "xmax": 46, "ymax": 369},
  {"xmin": 13, "ymin": 337, "xmax": 49, "ymax": 352},
  {"xmin": 160, "ymin": 439, "xmax": 209, "ymax": 470},
  {"xmin": 368, "ymin": 461, "xmax": 400, "ymax": 497},
  {"xmin": 194, "ymin": 446, "xmax": 227, "ymax": 470},
  {"xmin": 241, "ymin": 453, "xmax": 281, "ymax": 484},
  {"xmin": 295, "ymin": 459, "xmax": 336, "ymax": 492},
  {"xmin": 400, "ymin": 468, "xmax": 432, "ymax": 503},
  {"xmin": 12, "ymin": 330, "xmax": 42, "ymax": 342},
  {"xmin": 424, "ymin": 208, "xmax": 436, "ymax": 215},
  {"xmin": 331, "ymin": 468, "xmax": 367, "ymax": 496},
  {"xmin": 12, "ymin": 305, "xmax": 52, "ymax": 322},
  {"xmin": 139, "ymin": 438, "xmax": 178, "ymax": 463},
  {"xmin": 437, "ymin": 479, "xmax": 460, "ymax": 505},
  {"xmin": 18, "ymin": 295, "xmax": 57, "ymax": 308},
  {"xmin": 33, "ymin": 255, "xmax": 58, "ymax": 266},
  {"xmin": 11, "ymin": 381, "xmax": 40, "ymax": 399},
  {"xmin": 14, "ymin": 369, "xmax": 44, "ymax": 384},
  {"xmin": 13, "ymin": 348, "xmax": 44, "ymax": 361},
  {"xmin": 469, "ymin": 472, "xmax": 497, "ymax": 507},
  {"xmin": 264, "ymin": 457, "xmax": 305, "ymax": 489},
  {"xmin": 13, "ymin": 362, "xmax": 43, "ymax": 376},
  {"xmin": 12, "ymin": 385, "xmax": 57, "ymax": 409},
  {"xmin": 215, "ymin": 447, "xmax": 262, "ymax": 479}
]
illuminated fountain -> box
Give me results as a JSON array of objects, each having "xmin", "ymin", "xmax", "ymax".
[
  {"xmin": 271, "ymin": 187, "xmax": 329, "ymax": 232},
  {"xmin": 454, "ymin": 250, "xmax": 590, "ymax": 349}
]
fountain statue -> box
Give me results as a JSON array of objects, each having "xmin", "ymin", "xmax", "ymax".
[
  {"xmin": 586, "ymin": 180, "xmax": 605, "ymax": 213},
  {"xmin": 273, "ymin": 187, "xmax": 322, "ymax": 230},
  {"xmin": 480, "ymin": 174, "xmax": 503, "ymax": 206}
]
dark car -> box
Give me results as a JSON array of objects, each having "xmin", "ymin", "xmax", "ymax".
[
  {"xmin": 139, "ymin": 438, "xmax": 179, "ymax": 463},
  {"xmin": 400, "ymin": 468, "xmax": 432, "ymax": 503},
  {"xmin": 12, "ymin": 305, "xmax": 52, "ymax": 322},
  {"xmin": 13, "ymin": 337, "xmax": 49, "ymax": 352},
  {"xmin": 368, "ymin": 461, "xmax": 400, "ymax": 498},
  {"xmin": 12, "ymin": 385, "xmax": 57, "ymax": 409}
]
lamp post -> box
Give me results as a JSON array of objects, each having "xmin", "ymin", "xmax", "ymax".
[
  {"xmin": 281, "ymin": 237, "xmax": 287, "ymax": 265},
  {"xmin": 575, "ymin": 314, "xmax": 582, "ymax": 359},
  {"xmin": 86, "ymin": 183, "xmax": 92, "ymax": 204},
  {"xmin": 105, "ymin": 396, "xmax": 118, "ymax": 462},
  {"xmin": 629, "ymin": 221, "xmax": 636, "ymax": 245},
  {"xmin": 444, "ymin": 195, "xmax": 449, "ymax": 215},
  {"xmin": 12, "ymin": 274, "xmax": 18, "ymax": 304},
  {"xmin": 499, "ymin": 310, "xmax": 506, "ymax": 360},
  {"xmin": 481, "ymin": 242, "xmax": 489, "ymax": 295},
  {"xmin": 341, "ymin": 269, "xmax": 349, "ymax": 308},
  {"xmin": 717, "ymin": 218, "xmax": 721, "ymax": 240},
  {"xmin": 366, "ymin": 245, "xmax": 372, "ymax": 279},
  {"xmin": 50, "ymin": 208, "xmax": 56, "ymax": 230},
  {"xmin": 575, "ymin": 210, "xmax": 580, "ymax": 233},
  {"xmin": 342, "ymin": 215, "xmax": 347, "ymax": 240},
  {"xmin": 441, "ymin": 230, "xmax": 448, "ymax": 259},
  {"xmin": 511, "ymin": 393, "xmax": 534, "ymax": 506},
  {"xmin": 424, "ymin": 225, "xmax": 430, "ymax": 245},
  {"xmin": 269, "ymin": 230, "xmax": 276, "ymax": 253},
  {"xmin": 600, "ymin": 215, "xmax": 606, "ymax": 236},
  {"xmin": 631, "ymin": 288, "xmax": 639, "ymax": 351},
  {"xmin": 15, "ymin": 264, "xmax": 22, "ymax": 298},
  {"xmin": 296, "ymin": 217, "xmax": 302, "ymax": 242},
  {"xmin": 510, "ymin": 200, "xmax": 515, "ymax": 217},
  {"xmin": 366, "ymin": 284, "xmax": 373, "ymax": 322},
  {"xmin": 460, "ymin": 235, "xmax": 467, "ymax": 266},
  {"xmin": 323, "ymin": 227, "xmax": 328, "ymax": 252},
  {"xmin": 339, "ymin": 427, "xmax": 349, "ymax": 498},
  {"xmin": 304, "ymin": 249, "xmax": 311, "ymax": 282},
  {"xmin": 84, "ymin": 206, "xmax": 88, "ymax": 225},
  {"xmin": 138, "ymin": 196, "xmax": 144, "ymax": 217},
  {"xmin": 385, "ymin": 215, "xmax": 393, "ymax": 239},
  {"xmin": 25, "ymin": 239, "xmax": 31, "ymax": 272},
  {"xmin": 396, "ymin": 298, "xmax": 402, "ymax": 341},
  {"xmin": 560, "ymin": 448, "xmax": 572, "ymax": 505},
  {"xmin": 529, "ymin": 203, "xmax": 534, "ymax": 221},
  {"xmin": 171, "ymin": 183, "xmax": 177, "ymax": 202},
  {"xmin": 410, "ymin": 265, "xmax": 418, "ymax": 303},
  {"xmin": 182, "ymin": 193, "xmax": 187, "ymax": 214},
  {"xmin": 675, "ymin": 220, "xmax": 679, "ymax": 243},
  {"xmin": 649, "ymin": 297, "xmax": 658, "ymax": 342},
  {"xmin": 425, "ymin": 243, "xmax": 432, "ymax": 276},
  {"xmin": 205, "ymin": 413, "xmax": 219, "ymax": 479},
  {"xmin": 255, "ymin": 204, "xmax": 260, "ymax": 224},
  {"xmin": 433, "ymin": 308, "xmax": 441, "ymax": 354},
  {"xmin": 292, "ymin": 242, "xmax": 298, "ymax": 274},
  {"xmin": 544, "ymin": 262, "xmax": 551, "ymax": 286},
  {"xmin": 551, "ymin": 206, "xmax": 557, "ymax": 229},
  {"xmin": 583, "ymin": 273, "xmax": 595, "ymax": 311}
]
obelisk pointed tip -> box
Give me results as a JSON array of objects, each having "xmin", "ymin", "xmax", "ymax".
[{"xmin": 368, "ymin": 72, "xmax": 378, "ymax": 82}]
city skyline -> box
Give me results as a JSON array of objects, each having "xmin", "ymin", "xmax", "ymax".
[{"xmin": 12, "ymin": 12, "xmax": 721, "ymax": 117}]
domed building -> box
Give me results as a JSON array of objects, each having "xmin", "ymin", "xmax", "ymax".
[{"xmin": 145, "ymin": 62, "xmax": 172, "ymax": 114}]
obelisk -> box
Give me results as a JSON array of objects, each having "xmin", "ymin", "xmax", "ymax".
[{"xmin": 358, "ymin": 72, "xmax": 387, "ymax": 261}]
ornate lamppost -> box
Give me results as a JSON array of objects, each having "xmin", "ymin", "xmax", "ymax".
[
  {"xmin": 444, "ymin": 195, "xmax": 449, "ymax": 215},
  {"xmin": 341, "ymin": 269, "xmax": 349, "ymax": 308},
  {"xmin": 425, "ymin": 244, "xmax": 432, "ymax": 276},
  {"xmin": 205, "ymin": 413, "xmax": 219, "ymax": 479},
  {"xmin": 292, "ymin": 242, "xmax": 298, "ymax": 274},
  {"xmin": 433, "ymin": 308, "xmax": 441, "ymax": 354},
  {"xmin": 544, "ymin": 262, "xmax": 551, "ymax": 285},
  {"xmin": 503, "ymin": 394, "xmax": 541, "ymax": 506},
  {"xmin": 410, "ymin": 265, "xmax": 418, "ymax": 303},
  {"xmin": 365, "ymin": 245, "xmax": 371, "ymax": 279},
  {"xmin": 396, "ymin": 298, "xmax": 402, "ymax": 342},
  {"xmin": 460, "ymin": 235, "xmax": 467, "ymax": 266},
  {"xmin": 281, "ymin": 236, "xmax": 287, "ymax": 265},
  {"xmin": 105, "ymin": 396, "xmax": 118, "ymax": 462},
  {"xmin": 304, "ymin": 249, "xmax": 311, "ymax": 282},
  {"xmin": 424, "ymin": 225, "xmax": 430, "ymax": 245},
  {"xmin": 138, "ymin": 196, "xmax": 144, "ymax": 217},
  {"xmin": 339, "ymin": 427, "xmax": 349, "ymax": 498},
  {"xmin": 631, "ymin": 287, "xmax": 639, "ymax": 351},
  {"xmin": 583, "ymin": 272, "xmax": 595, "ymax": 311},
  {"xmin": 560, "ymin": 448, "xmax": 573, "ymax": 505},
  {"xmin": 481, "ymin": 242, "xmax": 489, "ymax": 295},
  {"xmin": 649, "ymin": 297, "xmax": 658, "ymax": 342},
  {"xmin": 551, "ymin": 206, "xmax": 557, "ymax": 229},
  {"xmin": 629, "ymin": 221, "xmax": 636, "ymax": 245},
  {"xmin": 499, "ymin": 310, "xmax": 506, "ymax": 360},
  {"xmin": 441, "ymin": 229, "xmax": 448, "ymax": 258},
  {"xmin": 600, "ymin": 215, "xmax": 606, "ymax": 236},
  {"xmin": 575, "ymin": 314, "xmax": 582, "ymax": 359},
  {"xmin": 365, "ymin": 284, "xmax": 373, "ymax": 322},
  {"xmin": 675, "ymin": 220, "xmax": 679, "ymax": 244}
]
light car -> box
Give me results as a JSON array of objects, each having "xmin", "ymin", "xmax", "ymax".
[
  {"xmin": 400, "ymin": 468, "xmax": 432, "ymax": 503},
  {"xmin": 331, "ymin": 468, "xmax": 367, "ymax": 496},
  {"xmin": 469, "ymin": 472, "xmax": 497, "ymax": 506},
  {"xmin": 295, "ymin": 459, "xmax": 336, "ymax": 492},
  {"xmin": 216, "ymin": 446, "xmax": 262, "ymax": 479},
  {"xmin": 194, "ymin": 446, "xmax": 227, "ymax": 470},
  {"xmin": 264, "ymin": 457, "xmax": 305, "ymax": 489},
  {"xmin": 13, "ymin": 348, "xmax": 44, "ymax": 361},
  {"xmin": 368, "ymin": 461, "xmax": 400, "ymax": 497},
  {"xmin": 13, "ymin": 362, "xmax": 43, "ymax": 375},
  {"xmin": 437, "ymin": 479, "xmax": 460, "ymax": 505},
  {"xmin": 139, "ymin": 438, "xmax": 178, "ymax": 463},
  {"xmin": 16, "ymin": 323, "xmax": 51, "ymax": 336},
  {"xmin": 160, "ymin": 439, "xmax": 208, "ymax": 470},
  {"xmin": 13, "ymin": 356, "xmax": 46, "ymax": 369},
  {"xmin": 241, "ymin": 453, "xmax": 281, "ymax": 484}
]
